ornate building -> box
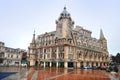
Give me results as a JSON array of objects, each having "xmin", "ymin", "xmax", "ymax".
[
  {"xmin": 28, "ymin": 7, "xmax": 109, "ymax": 68},
  {"xmin": 0, "ymin": 41, "xmax": 26, "ymax": 66}
]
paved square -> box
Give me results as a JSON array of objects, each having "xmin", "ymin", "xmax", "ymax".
[{"xmin": 1, "ymin": 67, "xmax": 120, "ymax": 80}]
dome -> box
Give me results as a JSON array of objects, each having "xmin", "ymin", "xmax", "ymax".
[{"xmin": 60, "ymin": 7, "xmax": 71, "ymax": 17}]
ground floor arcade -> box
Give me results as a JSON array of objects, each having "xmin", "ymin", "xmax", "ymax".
[{"xmin": 33, "ymin": 60, "xmax": 109, "ymax": 68}]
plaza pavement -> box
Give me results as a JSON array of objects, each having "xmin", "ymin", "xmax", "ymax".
[{"xmin": 0, "ymin": 67, "xmax": 120, "ymax": 80}]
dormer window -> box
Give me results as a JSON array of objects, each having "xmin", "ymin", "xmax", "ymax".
[{"xmin": 61, "ymin": 13, "xmax": 63, "ymax": 16}]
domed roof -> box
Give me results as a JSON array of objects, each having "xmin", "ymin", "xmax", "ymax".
[{"xmin": 60, "ymin": 7, "xmax": 70, "ymax": 17}]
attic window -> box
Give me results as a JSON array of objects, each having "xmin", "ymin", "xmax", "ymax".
[{"xmin": 61, "ymin": 13, "xmax": 63, "ymax": 16}]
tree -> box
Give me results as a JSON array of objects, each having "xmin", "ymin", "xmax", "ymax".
[
  {"xmin": 115, "ymin": 53, "xmax": 120, "ymax": 64},
  {"xmin": 110, "ymin": 53, "xmax": 120, "ymax": 65},
  {"xmin": 111, "ymin": 55, "xmax": 116, "ymax": 62}
]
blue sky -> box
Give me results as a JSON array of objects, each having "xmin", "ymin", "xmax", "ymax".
[{"xmin": 0, "ymin": 0, "xmax": 120, "ymax": 55}]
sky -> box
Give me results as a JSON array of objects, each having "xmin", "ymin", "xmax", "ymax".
[{"xmin": 0, "ymin": 0, "xmax": 120, "ymax": 55}]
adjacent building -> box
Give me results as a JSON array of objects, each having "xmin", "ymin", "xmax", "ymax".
[
  {"xmin": 0, "ymin": 41, "xmax": 25, "ymax": 66},
  {"xmin": 28, "ymin": 7, "xmax": 109, "ymax": 68}
]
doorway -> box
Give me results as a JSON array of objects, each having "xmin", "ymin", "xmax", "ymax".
[
  {"xmin": 59, "ymin": 62, "xmax": 64, "ymax": 68},
  {"xmin": 68, "ymin": 62, "xmax": 73, "ymax": 68}
]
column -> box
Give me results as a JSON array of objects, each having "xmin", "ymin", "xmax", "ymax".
[
  {"xmin": 56, "ymin": 47, "xmax": 59, "ymax": 59},
  {"xmin": 89, "ymin": 62, "xmax": 92, "ymax": 67},
  {"xmin": 50, "ymin": 47, "xmax": 52, "ymax": 59},
  {"xmin": 81, "ymin": 51, "xmax": 84, "ymax": 61},
  {"xmin": 44, "ymin": 62, "xmax": 45, "ymax": 68},
  {"xmin": 50, "ymin": 62, "xmax": 52, "ymax": 67},
  {"xmin": 77, "ymin": 62, "xmax": 80, "ymax": 69},
  {"xmin": 93, "ymin": 62, "xmax": 96, "ymax": 66},
  {"xmin": 73, "ymin": 62, "xmax": 77, "ymax": 69},
  {"xmin": 56, "ymin": 61, "xmax": 58, "ymax": 68},
  {"xmin": 64, "ymin": 46, "xmax": 68, "ymax": 60},
  {"xmin": 74, "ymin": 47, "xmax": 77, "ymax": 60},
  {"xmin": 64, "ymin": 61, "xmax": 68, "ymax": 68},
  {"xmin": 64, "ymin": 46, "xmax": 68, "ymax": 68},
  {"xmin": 83, "ymin": 62, "xmax": 86, "ymax": 67},
  {"xmin": 98, "ymin": 62, "xmax": 100, "ymax": 66}
]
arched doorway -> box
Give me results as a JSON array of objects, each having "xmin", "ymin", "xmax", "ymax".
[
  {"xmin": 92, "ymin": 62, "xmax": 94, "ymax": 67},
  {"xmin": 100, "ymin": 62, "xmax": 102, "ymax": 66},
  {"xmin": 45, "ymin": 61, "xmax": 50, "ymax": 67},
  {"xmin": 35, "ymin": 61, "xmax": 38, "ymax": 66},
  {"xmin": 52, "ymin": 61, "xmax": 56, "ymax": 67},
  {"xmin": 103, "ymin": 63, "xmax": 105, "ymax": 66},
  {"xmin": 40, "ymin": 61, "xmax": 44, "ymax": 67},
  {"xmin": 68, "ymin": 62, "xmax": 73, "ymax": 68},
  {"xmin": 80, "ymin": 61, "xmax": 84, "ymax": 68},
  {"xmin": 0, "ymin": 59, "xmax": 3, "ymax": 64},
  {"xmin": 96, "ymin": 62, "xmax": 98, "ymax": 66},
  {"xmin": 59, "ymin": 62, "xmax": 64, "ymax": 68}
]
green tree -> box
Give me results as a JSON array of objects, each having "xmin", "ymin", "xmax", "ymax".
[{"xmin": 115, "ymin": 53, "xmax": 120, "ymax": 64}]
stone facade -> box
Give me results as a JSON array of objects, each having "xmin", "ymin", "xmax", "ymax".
[
  {"xmin": 28, "ymin": 7, "xmax": 109, "ymax": 68},
  {"xmin": 0, "ymin": 41, "xmax": 25, "ymax": 66}
]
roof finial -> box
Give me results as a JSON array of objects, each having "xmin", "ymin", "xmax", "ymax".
[
  {"xmin": 34, "ymin": 29, "xmax": 35, "ymax": 35},
  {"xmin": 32, "ymin": 29, "xmax": 35, "ymax": 43},
  {"xmin": 64, "ymin": 6, "xmax": 66, "ymax": 10}
]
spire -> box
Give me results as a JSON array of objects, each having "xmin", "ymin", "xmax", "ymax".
[
  {"xmin": 100, "ymin": 29, "xmax": 105, "ymax": 39},
  {"xmin": 32, "ymin": 30, "xmax": 35, "ymax": 43}
]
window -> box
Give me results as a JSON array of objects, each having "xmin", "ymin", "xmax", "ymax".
[
  {"xmin": 68, "ymin": 54, "xmax": 72, "ymax": 59},
  {"xmin": 44, "ymin": 54, "xmax": 45, "ymax": 59},
  {"xmin": 47, "ymin": 54, "xmax": 50, "ymax": 58},
  {"xmin": 16, "ymin": 55, "xmax": 18, "ymax": 58},
  {"xmin": 70, "ymin": 40, "xmax": 71, "ymax": 43},
  {"xmin": 78, "ymin": 53, "xmax": 81, "ymax": 58},
  {"xmin": 0, "ymin": 54, "xmax": 2, "ymax": 57},
  {"xmin": 59, "ymin": 53, "xmax": 64, "ymax": 59},
  {"xmin": 47, "ymin": 48, "xmax": 50, "ymax": 52},
  {"xmin": 40, "ymin": 54, "xmax": 42, "ymax": 58},
  {"xmin": 44, "ymin": 49, "xmax": 46, "ymax": 53},
  {"xmin": 11, "ymin": 55, "xmax": 13, "ymax": 58},
  {"xmin": 52, "ymin": 53, "xmax": 56, "ymax": 59}
]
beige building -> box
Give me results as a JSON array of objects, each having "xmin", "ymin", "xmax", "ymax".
[
  {"xmin": 28, "ymin": 7, "xmax": 109, "ymax": 68},
  {"xmin": 0, "ymin": 41, "xmax": 25, "ymax": 66}
]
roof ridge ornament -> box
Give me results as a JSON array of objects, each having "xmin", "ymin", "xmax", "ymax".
[{"xmin": 64, "ymin": 6, "xmax": 66, "ymax": 10}]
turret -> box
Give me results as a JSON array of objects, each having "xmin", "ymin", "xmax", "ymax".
[
  {"xmin": 56, "ymin": 7, "xmax": 74, "ymax": 38},
  {"xmin": 32, "ymin": 30, "xmax": 35, "ymax": 44},
  {"xmin": 99, "ymin": 29, "xmax": 107, "ymax": 51},
  {"xmin": 28, "ymin": 30, "xmax": 37, "ymax": 66}
]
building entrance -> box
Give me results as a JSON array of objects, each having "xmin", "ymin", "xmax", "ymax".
[
  {"xmin": 80, "ymin": 62, "xmax": 84, "ymax": 68},
  {"xmin": 92, "ymin": 62, "xmax": 94, "ymax": 67},
  {"xmin": 45, "ymin": 62, "xmax": 50, "ymax": 67},
  {"xmin": 52, "ymin": 61, "xmax": 56, "ymax": 67},
  {"xmin": 59, "ymin": 62, "xmax": 64, "ymax": 68},
  {"xmin": 0, "ymin": 59, "xmax": 3, "ymax": 63},
  {"xmin": 68, "ymin": 62, "xmax": 73, "ymax": 68},
  {"xmin": 40, "ymin": 61, "xmax": 44, "ymax": 67},
  {"xmin": 35, "ymin": 61, "xmax": 38, "ymax": 66},
  {"xmin": 96, "ymin": 62, "xmax": 98, "ymax": 66}
]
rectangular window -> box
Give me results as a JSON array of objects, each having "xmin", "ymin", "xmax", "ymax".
[
  {"xmin": 16, "ymin": 55, "xmax": 18, "ymax": 58},
  {"xmin": 68, "ymin": 54, "xmax": 73, "ymax": 60},
  {"xmin": 11, "ymin": 55, "xmax": 13, "ymax": 58}
]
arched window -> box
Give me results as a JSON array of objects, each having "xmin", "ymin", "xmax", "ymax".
[{"xmin": 52, "ymin": 53, "xmax": 56, "ymax": 59}]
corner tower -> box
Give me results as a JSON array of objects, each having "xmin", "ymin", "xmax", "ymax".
[
  {"xmin": 56, "ymin": 7, "xmax": 74, "ymax": 38},
  {"xmin": 28, "ymin": 30, "xmax": 37, "ymax": 66},
  {"xmin": 99, "ymin": 29, "xmax": 108, "ymax": 52}
]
